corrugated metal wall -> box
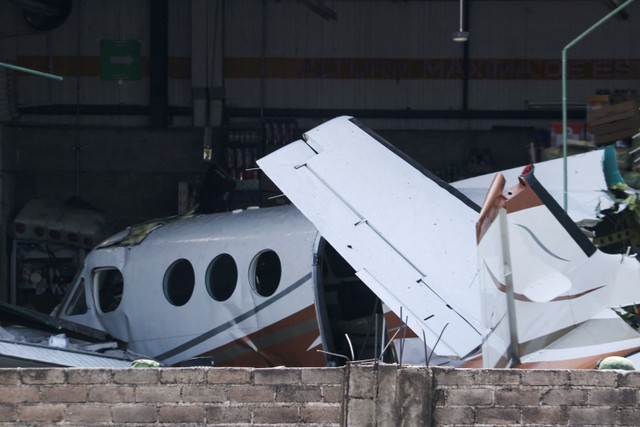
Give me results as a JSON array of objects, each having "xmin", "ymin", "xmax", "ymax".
[
  {"xmin": 0, "ymin": 0, "xmax": 638, "ymax": 129},
  {"xmin": 225, "ymin": 0, "xmax": 640, "ymax": 111}
]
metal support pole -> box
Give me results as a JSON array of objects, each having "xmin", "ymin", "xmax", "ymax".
[
  {"xmin": 562, "ymin": 0, "xmax": 636, "ymax": 211},
  {"xmin": 150, "ymin": 0, "xmax": 169, "ymax": 128},
  {"xmin": 259, "ymin": 0, "xmax": 268, "ymax": 124},
  {"xmin": 0, "ymin": 61, "xmax": 62, "ymax": 81}
]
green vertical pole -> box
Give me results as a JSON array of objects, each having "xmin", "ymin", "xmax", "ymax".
[{"xmin": 562, "ymin": 0, "xmax": 636, "ymax": 211}]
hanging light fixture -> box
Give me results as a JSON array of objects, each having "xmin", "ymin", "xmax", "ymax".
[{"xmin": 453, "ymin": 0, "xmax": 469, "ymax": 42}]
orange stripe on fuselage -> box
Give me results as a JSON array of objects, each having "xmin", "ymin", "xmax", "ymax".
[{"xmin": 195, "ymin": 305, "xmax": 326, "ymax": 367}]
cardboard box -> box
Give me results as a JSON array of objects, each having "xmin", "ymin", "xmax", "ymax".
[
  {"xmin": 588, "ymin": 100, "xmax": 640, "ymax": 144},
  {"xmin": 591, "ymin": 118, "xmax": 640, "ymax": 145},
  {"xmin": 588, "ymin": 100, "xmax": 640, "ymax": 127}
]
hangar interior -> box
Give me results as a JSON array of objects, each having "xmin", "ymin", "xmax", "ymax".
[{"xmin": 0, "ymin": 0, "xmax": 638, "ymax": 309}]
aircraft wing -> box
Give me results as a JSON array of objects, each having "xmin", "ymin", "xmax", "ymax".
[
  {"xmin": 0, "ymin": 337, "xmax": 133, "ymax": 368},
  {"xmin": 0, "ymin": 302, "xmax": 136, "ymax": 367},
  {"xmin": 0, "ymin": 300, "xmax": 111, "ymax": 342},
  {"xmin": 453, "ymin": 147, "xmax": 619, "ymax": 223},
  {"xmin": 258, "ymin": 116, "xmax": 482, "ymax": 358}
]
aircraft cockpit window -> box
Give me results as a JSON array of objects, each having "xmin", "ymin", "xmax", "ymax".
[
  {"xmin": 65, "ymin": 278, "xmax": 88, "ymax": 316},
  {"xmin": 95, "ymin": 268, "xmax": 124, "ymax": 313},
  {"xmin": 250, "ymin": 250, "xmax": 281, "ymax": 297},
  {"xmin": 206, "ymin": 254, "xmax": 237, "ymax": 301},
  {"xmin": 163, "ymin": 259, "xmax": 195, "ymax": 306}
]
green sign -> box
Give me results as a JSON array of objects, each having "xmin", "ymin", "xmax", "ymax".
[{"xmin": 100, "ymin": 39, "xmax": 141, "ymax": 81}]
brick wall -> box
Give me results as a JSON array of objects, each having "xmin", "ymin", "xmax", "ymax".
[
  {"xmin": 0, "ymin": 367, "xmax": 343, "ymax": 425},
  {"xmin": 0, "ymin": 365, "xmax": 638, "ymax": 426},
  {"xmin": 432, "ymin": 367, "xmax": 640, "ymax": 426},
  {"xmin": 343, "ymin": 364, "xmax": 640, "ymax": 426}
]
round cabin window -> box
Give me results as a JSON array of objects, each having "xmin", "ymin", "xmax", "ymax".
[
  {"xmin": 163, "ymin": 259, "xmax": 195, "ymax": 306},
  {"xmin": 250, "ymin": 250, "xmax": 281, "ymax": 297},
  {"xmin": 206, "ymin": 254, "xmax": 238, "ymax": 301}
]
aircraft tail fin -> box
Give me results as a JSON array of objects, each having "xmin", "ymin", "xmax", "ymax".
[{"xmin": 477, "ymin": 166, "xmax": 640, "ymax": 368}]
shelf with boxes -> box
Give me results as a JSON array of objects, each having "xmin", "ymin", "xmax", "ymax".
[
  {"xmin": 587, "ymin": 90, "xmax": 640, "ymax": 146},
  {"xmin": 545, "ymin": 90, "xmax": 640, "ymax": 159},
  {"xmin": 223, "ymin": 118, "xmax": 298, "ymax": 208}
]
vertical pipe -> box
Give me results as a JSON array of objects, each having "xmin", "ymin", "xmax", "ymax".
[
  {"xmin": 75, "ymin": 2, "xmax": 81, "ymax": 197},
  {"xmin": 150, "ymin": 0, "xmax": 169, "ymax": 128},
  {"xmin": 462, "ymin": 0, "xmax": 470, "ymax": 111},
  {"xmin": 499, "ymin": 209, "xmax": 520, "ymax": 366},
  {"xmin": 220, "ymin": 0, "xmax": 227, "ymax": 124},
  {"xmin": 259, "ymin": 0, "xmax": 267, "ymax": 124}
]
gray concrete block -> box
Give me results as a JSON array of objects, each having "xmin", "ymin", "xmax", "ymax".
[
  {"xmin": 375, "ymin": 364, "xmax": 398, "ymax": 425},
  {"xmin": 181, "ymin": 385, "xmax": 227, "ymax": 403},
  {"xmin": 0, "ymin": 386, "xmax": 39, "ymax": 403},
  {"xmin": 206, "ymin": 405, "xmax": 253, "ymax": 424},
  {"xmin": 540, "ymin": 388, "xmax": 588, "ymax": 406},
  {"xmin": 432, "ymin": 367, "xmax": 476, "ymax": 386},
  {"xmin": 475, "ymin": 407, "xmax": 521, "ymax": 425},
  {"xmin": 66, "ymin": 369, "xmax": 113, "ymax": 384},
  {"xmin": 446, "ymin": 388, "xmax": 494, "ymax": 406},
  {"xmin": 111, "ymin": 404, "xmax": 158, "ymax": 423},
  {"xmin": 40, "ymin": 385, "xmax": 87, "ymax": 403},
  {"xmin": 206, "ymin": 367, "xmax": 252, "ymax": 384},
  {"xmin": 589, "ymin": 388, "xmax": 637, "ymax": 407},
  {"xmin": 20, "ymin": 368, "xmax": 65, "ymax": 384},
  {"xmin": 569, "ymin": 407, "xmax": 616, "ymax": 425},
  {"xmin": 135, "ymin": 385, "xmax": 181, "ymax": 403},
  {"xmin": 300, "ymin": 367, "xmax": 345, "ymax": 385},
  {"xmin": 347, "ymin": 397, "xmax": 376, "ymax": 427},
  {"xmin": 348, "ymin": 364, "xmax": 377, "ymax": 399},
  {"xmin": 432, "ymin": 406, "xmax": 475, "ymax": 425},
  {"xmin": 227, "ymin": 385, "xmax": 276, "ymax": 402},
  {"xmin": 495, "ymin": 388, "xmax": 541, "ymax": 406},
  {"xmin": 253, "ymin": 405, "xmax": 300, "ymax": 424},
  {"xmin": 113, "ymin": 368, "xmax": 159, "ymax": 384},
  {"xmin": 64, "ymin": 404, "xmax": 112, "ymax": 423},
  {"xmin": 254, "ymin": 368, "xmax": 302, "ymax": 385},
  {"xmin": 473, "ymin": 368, "xmax": 521, "ymax": 385},
  {"xmin": 17, "ymin": 404, "xmax": 65, "ymax": 423},
  {"xmin": 396, "ymin": 366, "xmax": 431, "ymax": 427},
  {"xmin": 158, "ymin": 405, "xmax": 206, "ymax": 423},
  {"xmin": 87, "ymin": 385, "xmax": 136, "ymax": 403},
  {"xmin": 299, "ymin": 405, "xmax": 341, "ymax": 424},
  {"xmin": 160, "ymin": 367, "xmax": 206, "ymax": 384},
  {"xmin": 569, "ymin": 369, "xmax": 617, "ymax": 387},
  {"xmin": 521, "ymin": 369, "xmax": 571, "ymax": 386},
  {"xmin": 276, "ymin": 385, "xmax": 323, "ymax": 402},
  {"xmin": 522, "ymin": 406, "xmax": 569, "ymax": 425}
]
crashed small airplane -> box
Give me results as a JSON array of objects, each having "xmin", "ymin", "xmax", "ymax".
[
  {"xmin": 4, "ymin": 116, "xmax": 640, "ymax": 368},
  {"xmin": 473, "ymin": 167, "xmax": 640, "ymax": 368}
]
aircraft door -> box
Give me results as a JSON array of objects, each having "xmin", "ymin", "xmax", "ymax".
[{"xmin": 313, "ymin": 237, "xmax": 395, "ymax": 366}]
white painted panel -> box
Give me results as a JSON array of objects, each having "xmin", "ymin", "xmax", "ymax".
[{"xmin": 259, "ymin": 116, "xmax": 483, "ymax": 357}]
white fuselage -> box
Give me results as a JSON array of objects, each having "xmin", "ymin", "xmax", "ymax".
[{"xmin": 57, "ymin": 205, "xmax": 325, "ymax": 366}]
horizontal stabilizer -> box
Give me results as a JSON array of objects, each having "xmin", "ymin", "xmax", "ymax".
[{"xmin": 259, "ymin": 116, "xmax": 482, "ymax": 358}]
